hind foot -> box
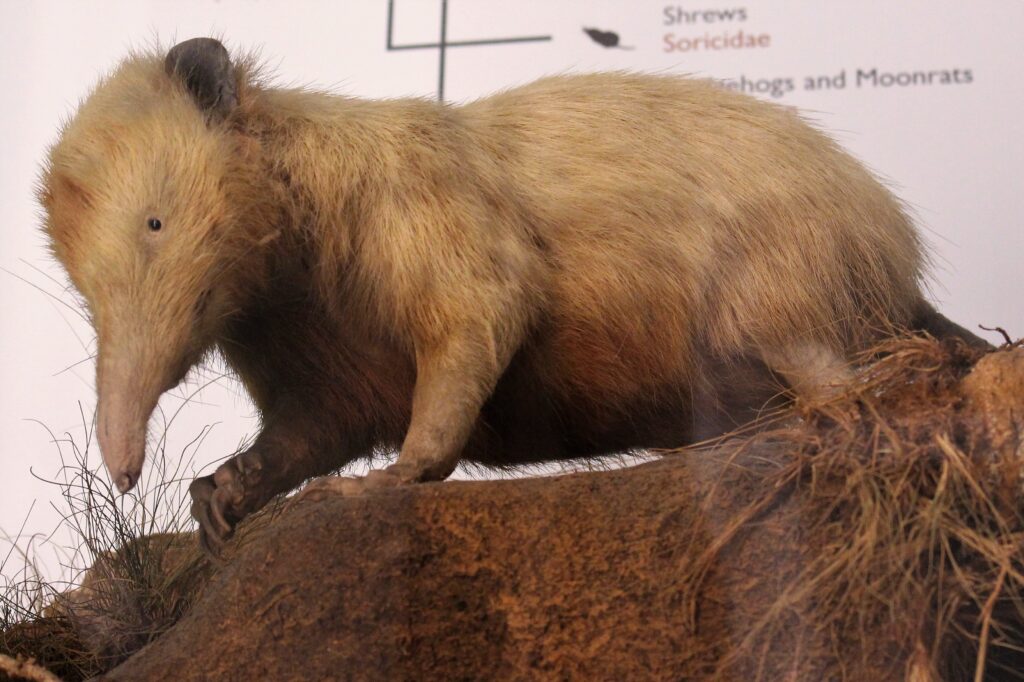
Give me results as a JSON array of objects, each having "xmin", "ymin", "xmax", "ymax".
[{"xmin": 763, "ymin": 341, "xmax": 854, "ymax": 403}]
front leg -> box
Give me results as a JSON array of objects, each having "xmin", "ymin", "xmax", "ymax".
[
  {"xmin": 190, "ymin": 409, "xmax": 352, "ymax": 554},
  {"xmin": 301, "ymin": 328, "xmax": 512, "ymax": 499}
]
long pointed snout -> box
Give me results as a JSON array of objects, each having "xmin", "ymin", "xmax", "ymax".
[{"xmin": 95, "ymin": 345, "xmax": 165, "ymax": 494}]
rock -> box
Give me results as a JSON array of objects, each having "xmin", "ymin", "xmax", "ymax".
[{"xmin": 101, "ymin": 450, "xmax": 826, "ymax": 681}]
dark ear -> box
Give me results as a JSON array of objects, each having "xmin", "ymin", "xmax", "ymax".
[{"xmin": 165, "ymin": 38, "xmax": 238, "ymax": 120}]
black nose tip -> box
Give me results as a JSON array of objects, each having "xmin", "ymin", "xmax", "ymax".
[{"xmin": 115, "ymin": 472, "xmax": 136, "ymax": 493}]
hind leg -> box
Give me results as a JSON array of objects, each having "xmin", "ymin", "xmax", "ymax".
[
  {"xmin": 762, "ymin": 342, "xmax": 853, "ymax": 403},
  {"xmin": 691, "ymin": 355, "xmax": 791, "ymax": 442}
]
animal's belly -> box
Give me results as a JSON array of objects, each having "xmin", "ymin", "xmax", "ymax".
[
  {"xmin": 468, "ymin": 326, "xmax": 792, "ymax": 466},
  {"xmin": 469, "ymin": 331, "xmax": 699, "ymax": 465}
]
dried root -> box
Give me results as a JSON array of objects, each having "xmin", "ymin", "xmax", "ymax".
[{"xmin": 674, "ymin": 336, "xmax": 1024, "ymax": 679}]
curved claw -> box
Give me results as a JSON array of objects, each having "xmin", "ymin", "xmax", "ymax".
[
  {"xmin": 188, "ymin": 449, "xmax": 269, "ymax": 558},
  {"xmin": 198, "ymin": 523, "xmax": 227, "ymax": 561},
  {"xmin": 208, "ymin": 488, "xmax": 237, "ymax": 540},
  {"xmin": 190, "ymin": 475, "xmax": 227, "ymax": 557}
]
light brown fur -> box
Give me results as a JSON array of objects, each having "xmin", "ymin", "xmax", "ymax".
[{"xmin": 40, "ymin": 39, "xmax": 972, "ymax": 549}]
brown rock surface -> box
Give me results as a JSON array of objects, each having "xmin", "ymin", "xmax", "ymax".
[{"xmin": 102, "ymin": 450, "xmax": 815, "ymax": 681}]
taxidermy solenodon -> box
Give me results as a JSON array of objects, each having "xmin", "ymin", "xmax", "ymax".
[{"xmin": 39, "ymin": 38, "xmax": 988, "ymax": 551}]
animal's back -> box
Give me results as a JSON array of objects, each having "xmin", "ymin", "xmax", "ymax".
[{"xmin": 461, "ymin": 73, "xmax": 924, "ymax": 417}]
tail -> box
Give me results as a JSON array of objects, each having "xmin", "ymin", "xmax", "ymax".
[{"xmin": 911, "ymin": 302, "xmax": 994, "ymax": 351}]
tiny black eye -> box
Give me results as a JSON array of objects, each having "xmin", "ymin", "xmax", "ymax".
[{"xmin": 147, "ymin": 218, "xmax": 162, "ymax": 232}]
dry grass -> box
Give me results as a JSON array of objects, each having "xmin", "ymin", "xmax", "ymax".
[
  {"xmin": 0, "ymin": 414, "xmax": 216, "ymax": 681},
  {"xmin": 675, "ymin": 336, "xmax": 1024, "ymax": 679},
  {"xmin": 0, "ymin": 652, "xmax": 62, "ymax": 682}
]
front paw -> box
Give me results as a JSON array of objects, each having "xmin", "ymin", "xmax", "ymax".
[
  {"xmin": 294, "ymin": 466, "xmax": 410, "ymax": 505},
  {"xmin": 189, "ymin": 449, "xmax": 267, "ymax": 556}
]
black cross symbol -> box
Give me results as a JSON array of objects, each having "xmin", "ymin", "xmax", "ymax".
[{"xmin": 387, "ymin": 0, "xmax": 552, "ymax": 101}]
